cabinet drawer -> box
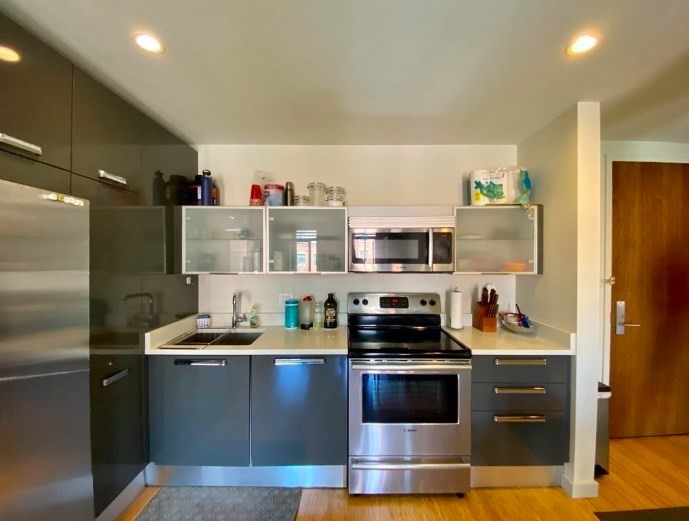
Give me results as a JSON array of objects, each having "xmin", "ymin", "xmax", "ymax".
[
  {"xmin": 473, "ymin": 383, "xmax": 567, "ymax": 411},
  {"xmin": 472, "ymin": 355, "xmax": 570, "ymax": 383},
  {"xmin": 471, "ymin": 410, "xmax": 569, "ymax": 466}
]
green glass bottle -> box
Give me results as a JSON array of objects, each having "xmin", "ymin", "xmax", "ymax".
[{"xmin": 324, "ymin": 293, "xmax": 338, "ymax": 329}]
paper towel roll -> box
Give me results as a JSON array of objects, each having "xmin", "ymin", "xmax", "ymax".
[{"xmin": 450, "ymin": 290, "xmax": 463, "ymax": 329}]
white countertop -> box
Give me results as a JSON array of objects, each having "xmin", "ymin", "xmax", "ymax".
[
  {"xmin": 146, "ymin": 318, "xmax": 348, "ymax": 356},
  {"xmin": 146, "ymin": 316, "xmax": 573, "ymax": 357},
  {"xmin": 443, "ymin": 325, "xmax": 574, "ymax": 355}
]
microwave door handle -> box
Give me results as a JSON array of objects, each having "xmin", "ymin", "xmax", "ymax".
[{"xmin": 428, "ymin": 229, "xmax": 433, "ymax": 268}]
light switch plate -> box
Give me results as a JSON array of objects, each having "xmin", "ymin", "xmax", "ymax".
[{"xmin": 278, "ymin": 292, "xmax": 293, "ymax": 308}]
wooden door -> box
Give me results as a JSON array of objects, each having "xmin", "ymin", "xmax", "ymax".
[{"xmin": 610, "ymin": 161, "xmax": 689, "ymax": 437}]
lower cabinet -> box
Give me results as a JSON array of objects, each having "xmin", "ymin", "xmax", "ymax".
[
  {"xmin": 471, "ymin": 355, "xmax": 571, "ymax": 466},
  {"xmin": 90, "ymin": 354, "xmax": 146, "ymax": 516},
  {"xmin": 251, "ymin": 355, "xmax": 348, "ymax": 466},
  {"xmin": 149, "ymin": 356, "xmax": 250, "ymax": 466}
]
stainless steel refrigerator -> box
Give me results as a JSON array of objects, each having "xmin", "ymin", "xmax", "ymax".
[{"xmin": 0, "ymin": 179, "xmax": 94, "ymax": 520}]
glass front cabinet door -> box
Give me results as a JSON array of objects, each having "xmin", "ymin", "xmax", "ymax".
[
  {"xmin": 454, "ymin": 205, "xmax": 542, "ymax": 274},
  {"xmin": 267, "ymin": 207, "xmax": 347, "ymax": 273},
  {"xmin": 182, "ymin": 207, "xmax": 265, "ymax": 274}
]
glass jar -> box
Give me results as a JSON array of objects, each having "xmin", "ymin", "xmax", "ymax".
[
  {"xmin": 294, "ymin": 195, "xmax": 310, "ymax": 206},
  {"xmin": 307, "ymin": 182, "xmax": 326, "ymax": 206},
  {"xmin": 313, "ymin": 300, "xmax": 324, "ymax": 329}
]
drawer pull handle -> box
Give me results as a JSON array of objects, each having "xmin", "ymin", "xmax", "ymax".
[
  {"xmin": 494, "ymin": 358, "xmax": 547, "ymax": 366},
  {"xmin": 274, "ymin": 358, "xmax": 325, "ymax": 366},
  {"xmin": 101, "ymin": 368, "xmax": 129, "ymax": 387},
  {"xmin": 0, "ymin": 132, "xmax": 43, "ymax": 155},
  {"xmin": 98, "ymin": 169, "xmax": 128, "ymax": 186},
  {"xmin": 351, "ymin": 462, "xmax": 469, "ymax": 471},
  {"xmin": 174, "ymin": 359, "xmax": 227, "ymax": 367},
  {"xmin": 494, "ymin": 386, "xmax": 546, "ymax": 394},
  {"xmin": 494, "ymin": 414, "xmax": 546, "ymax": 423}
]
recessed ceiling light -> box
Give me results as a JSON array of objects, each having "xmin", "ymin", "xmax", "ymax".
[
  {"xmin": 0, "ymin": 45, "xmax": 21, "ymax": 62},
  {"xmin": 567, "ymin": 34, "xmax": 599, "ymax": 56},
  {"xmin": 132, "ymin": 32, "xmax": 165, "ymax": 54}
]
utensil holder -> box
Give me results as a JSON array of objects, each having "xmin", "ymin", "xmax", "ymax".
[{"xmin": 472, "ymin": 303, "xmax": 497, "ymax": 332}]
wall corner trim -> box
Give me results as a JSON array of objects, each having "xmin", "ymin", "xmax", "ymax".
[{"xmin": 560, "ymin": 465, "xmax": 599, "ymax": 498}]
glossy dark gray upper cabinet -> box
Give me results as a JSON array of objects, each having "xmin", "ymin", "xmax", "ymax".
[
  {"xmin": 140, "ymin": 118, "xmax": 197, "ymax": 206},
  {"xmin": 0, "ymin": 13, "xmax": 72, "ymax": 170},
  {"xmin": 72, "ymin": 68, "xmax": 143, "ymax": 193},
  {"xmin": 0, "ymin": 151, "xmax": 69, "ymax": 193},
  {"xmin": 251, "ymin": 355, "xmax": 348, "ymax": 466}
]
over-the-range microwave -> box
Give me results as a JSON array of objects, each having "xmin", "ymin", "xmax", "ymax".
[{"xmin": 349, "ymin": 227, "xmax": 454, "ymax": 273}]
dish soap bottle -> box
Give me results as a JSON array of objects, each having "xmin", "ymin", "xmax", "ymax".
[
  {"xmin": 313, "ymin": 300, "xmax": 324, "ymax": 329},
  {"xmin": 324, "ymin": 293, "xmax": 338, "ymax": 329},
  {"xmin": 249, "ymin": 307, "xmax": 258, "ymax": 328}
]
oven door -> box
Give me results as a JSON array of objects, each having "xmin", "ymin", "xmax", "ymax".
[
  {"xmin": 348, "ymin": 359, "xmax": 471, "ymax": 457},
  {"xmin": 349, "ymin": 228, "xmax": 432, "ymax": 272}
]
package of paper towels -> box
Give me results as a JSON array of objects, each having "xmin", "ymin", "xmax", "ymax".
[
  {"xmin": 449, "ymin": 288, "xmax": 463, "ymax": 329},
  {"xmin": 469, "ymin": 166, "xmax": 531, "ymax": 206}
]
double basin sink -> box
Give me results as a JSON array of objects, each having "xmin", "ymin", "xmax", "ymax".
[{"xmin": 163, "ymin": 329, "xmax": 263, "ymax": 349}]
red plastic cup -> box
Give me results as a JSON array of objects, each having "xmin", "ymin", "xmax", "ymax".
[{"xmin": 249, "ymin": 184, "xmax": 263, "ymax": 206}]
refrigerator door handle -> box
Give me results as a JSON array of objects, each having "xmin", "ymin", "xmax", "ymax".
[{"xmin": 101, "ymin": 368, "xmax": 129, "ymax": 387}]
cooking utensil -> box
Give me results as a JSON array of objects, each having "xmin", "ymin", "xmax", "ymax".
[{"xmin": 481, "ymin": 287, "xmax": 489, "ymax": 305}]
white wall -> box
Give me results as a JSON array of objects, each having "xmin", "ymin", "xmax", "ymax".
[
  {"xmin": 517, "ymin": 103, "xmax": 602, "ymax": 499},
  {"xmin": 197, "ymin": 144, "xmax": 518, "ymax": 319},
  {"xmin": 198, "ymin": 145, "xmax": 515, "ymax": 206},
  {"xmin": 200, "ymin": 273, "xmax": 516, "ymax": 326},
  {"xmin": 516, "ymin": 107, "xmax": 578, "ymax": 331}
]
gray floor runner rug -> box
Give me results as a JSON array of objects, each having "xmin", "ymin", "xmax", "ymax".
[
  {"xmin": 136, "ymin": 486, "xmax": 302, "ymax": 521},
  {"xmin": 596, "ymin": 507, "xmax": 689, "ymax": 521}
]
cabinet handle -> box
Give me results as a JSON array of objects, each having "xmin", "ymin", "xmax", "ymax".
[
  {"xmin": 274, "ymin": 358, "xmax": 325, "ymax": 366},
  {"xmin": 494, "ymin": 358, "xmax": 547, "ymax": 366},
  {"xmin": 0, "ymin": 132, "xmax": 43, "ymax": 156},
  {"xmin": 101, "ymin": 368, "xmax": 129, "ymax": 387},
  {"xmin": 351, "ymin": 462, "xmax": 469, "ymax": 471},
  {"xmin": 174, "ymin": 359, "xmax": 227, "ymax": 367},
  {"xmin": 493, "ymin": 414, "xmax": 546, "ymax": 423},
  {"xmin": 494, "ymin": 386, "xmax": 546, "ymax": 394},
  {"xmin": 98, "ymin": 169, "xmax": 128, "ymax": 186}
]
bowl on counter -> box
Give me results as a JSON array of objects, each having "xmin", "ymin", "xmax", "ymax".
[{"xmin": 499, "ymin": 312, "xmax": 537, "ymax": 335}]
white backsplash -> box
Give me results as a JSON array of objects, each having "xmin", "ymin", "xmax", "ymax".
[{"xmin": 199, "ymin": 273, "xmax": 516, "ymax": 325}]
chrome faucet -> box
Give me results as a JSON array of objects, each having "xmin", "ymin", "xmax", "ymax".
[
  {"xmin": 232, "ymin": 291, "xmax": 246, "ymax": 329},
  {"xmin": 121, "ymin": 292, "xmax": 155, "ymax": 326}
]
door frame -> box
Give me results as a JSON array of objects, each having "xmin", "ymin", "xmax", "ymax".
[{"xmin": 602, "ymin": 145, "xmax": 689, "ymax": 384}]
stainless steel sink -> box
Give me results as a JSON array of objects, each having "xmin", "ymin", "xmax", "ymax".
[
  {"xmin": 160, "ymin": 329, "xmax": 264, "ymax": 349},
  {"xmin": 215, "ymin": 331, "xmax": 263, "ymax": 345}
]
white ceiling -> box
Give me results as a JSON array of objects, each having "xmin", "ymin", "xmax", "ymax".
[{"xmin": 2, "ymin": 0, "xmax": 689, "ymax": 145}]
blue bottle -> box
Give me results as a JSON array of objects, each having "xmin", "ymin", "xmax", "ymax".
[{"xmin": 200, "ymin": 169, "xmax": 213, "ymax": 206}]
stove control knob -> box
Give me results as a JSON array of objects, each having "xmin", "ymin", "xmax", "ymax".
[
  {"xmin": 429, "ymin": 299, "xmax": 436, "ymax": 306},
  {"xmin": 420, "ymin": 299, "xmax": 427, "ymax": 306},
  {"xmin": 362, "ymin": 299, "xmax": 369, "ymax": 306},
  {"xmin": 353, "ymin": 298, "xmax": 360, "ymax": 306}
]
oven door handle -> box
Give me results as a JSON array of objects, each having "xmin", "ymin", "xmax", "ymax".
[
  {"xmin": 351, "ymin": 461, "xmax": 470, "ymax": 471},
  {"xmin": 351, "ymin": 363, "xmax": 470, "ymax": 373}
]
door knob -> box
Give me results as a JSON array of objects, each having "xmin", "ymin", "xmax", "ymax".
[{"xmin": 616, "ymin": 301, "xmax": 641, "ymax": 335}]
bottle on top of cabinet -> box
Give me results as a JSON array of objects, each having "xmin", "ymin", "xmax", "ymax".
[{"xmin": 324, "ymin": 293, "xmax": 337, "ymax": 329}]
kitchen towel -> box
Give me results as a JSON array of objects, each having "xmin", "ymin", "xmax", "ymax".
[{"xmin": 449, "ymin": 289, "xmax": 463, "ymax": 329}]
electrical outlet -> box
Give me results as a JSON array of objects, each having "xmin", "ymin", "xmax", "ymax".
[{"xmin": 278, "ymin": 292, "xmax": 293, "ymax": 308}]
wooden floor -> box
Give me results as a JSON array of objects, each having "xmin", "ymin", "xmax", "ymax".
[{"xmin": 117, "ymin": 435, "xmax": 689, "ymax": 521}]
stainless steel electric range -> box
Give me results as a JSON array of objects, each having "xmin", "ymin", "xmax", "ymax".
[{"xmin": 347, "ymin": 292, "xmax": 472, "ymax": 495}]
